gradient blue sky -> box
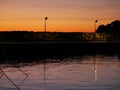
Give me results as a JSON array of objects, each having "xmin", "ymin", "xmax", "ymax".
[{"xmin": 0, "ymin": 0, "xmax": 120, "ymax": 32}]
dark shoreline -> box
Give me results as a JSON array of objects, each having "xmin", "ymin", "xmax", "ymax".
[{"xmin": 0, "ymin": 41, "xmax": 119, "ymax": 58}]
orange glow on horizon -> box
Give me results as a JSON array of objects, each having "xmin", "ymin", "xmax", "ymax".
[{"xmin": 0, "ymin": 0, "xmax": 120, "ymax": 32}]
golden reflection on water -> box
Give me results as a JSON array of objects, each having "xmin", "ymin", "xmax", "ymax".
[
  {"xmin": 94, "ymin": 59, "xmax": 98, "ymax": 82},
  {"xmin": 0, "ymin": 55, "xmax": 120, "ymax": 90}
]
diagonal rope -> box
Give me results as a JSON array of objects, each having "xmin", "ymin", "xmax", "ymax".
[{"xmin": 0, "ymin": 67, "xmax": 20, "ymax": 90}]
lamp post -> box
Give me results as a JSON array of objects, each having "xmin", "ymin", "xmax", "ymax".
[
  {"xmin": 95, "ymin": 20, "xmax": 98, "ymax": 32},
  {"xmin": 45, "ymin": 17, "xmax": 48, "ymax": 32}
]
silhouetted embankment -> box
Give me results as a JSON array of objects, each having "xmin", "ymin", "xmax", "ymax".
[{"xmin": 0, "ymin": 30, "xmax": 119, "ymax": 42}]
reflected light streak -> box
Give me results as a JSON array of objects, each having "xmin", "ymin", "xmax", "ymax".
[{"xmin": 94, "ymin": 61, "xmax": 98, "ymax": 82}]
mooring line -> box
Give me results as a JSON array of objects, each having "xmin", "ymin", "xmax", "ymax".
[{"xmin": 0, "ymin": 67, "xmax": 20, "ymax": 90}]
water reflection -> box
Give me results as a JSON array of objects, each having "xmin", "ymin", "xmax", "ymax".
[
  {"xmin": 94, "ymin": 59, "xmax": 98, "ymax": 82},
  {"xmin": 0, "ymin": 55, "xmax": 120, "ymax": 90},
  {"xmin": 43, "ymin": 60, "xmax": 47, "ymax": 84}
]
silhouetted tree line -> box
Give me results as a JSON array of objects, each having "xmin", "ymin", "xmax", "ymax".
[
  {"xmin": 96, "ymin": 20, "xmax": 120, "ymax": 33},
  {"xmin": 96, "ymin": 20, "xmax": 120, "ymax": 41}
]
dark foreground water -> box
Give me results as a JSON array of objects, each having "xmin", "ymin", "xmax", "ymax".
[{"xmin": 0, "ymin": 55, "xmax": 120, "ymax": 90}]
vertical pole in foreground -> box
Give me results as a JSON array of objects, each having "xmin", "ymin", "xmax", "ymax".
[{"xmin": 45, "ymin": 17, "xmax": 48, "ymax": 32}]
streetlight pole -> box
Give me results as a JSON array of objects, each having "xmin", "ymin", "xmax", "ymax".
[
  {"xmin": 95, "ymin": 20, "xmax": 98, "ymax": 32},
  {"xmin": 45, "ymin": 17, "xmax": 48, "ymax": 32}
]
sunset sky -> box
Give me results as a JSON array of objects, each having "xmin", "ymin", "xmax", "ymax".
[{"xmin": 0, "ymin": 0, "xmax": 120, "ymax": 32}]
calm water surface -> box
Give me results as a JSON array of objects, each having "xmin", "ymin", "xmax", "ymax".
[{"xmin": 0, "ymin": 55, "xmax": 120, "ymax": 90}]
